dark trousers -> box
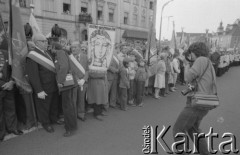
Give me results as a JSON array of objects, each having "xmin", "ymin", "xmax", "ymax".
[
  {"xmin": 173, "ymin": 97, "xmax": 209, "ymax": 155},
  {"xmin": 22, "ymin": 93, "xmax": 36, "ymax": 127},
  {"xmin": 77, "ymin": 84, "xmax": 87, "ymax": 118},
  {"xmin": 0, "ymin": 91, "xmax": 18, "ymax": 139},
  {"xmin": 179, "ymin": 67, "xmax": 185, "ymax": 84},
  {"xmin": 92, "ymin": 104, "xmax": 103, "ymax": 117},
  {"xmin": 165, "ymin": 72, "xmax": 169, "ymax": 93},
  {"xmin": 128, "ymin": 80, "xmax": 136, "ymax": 102},
  {"xmin": 34, "ymin": 91, "xmax": 59, "ymax": 126},
  {"xmin": 119, "ymin": 87, "xmax": 127, "ymax": 110},
  {"xmin": 135, "ymin": 81, "xmax": 145, "ymax": 105},
  {"xmin": 61, "ymin": 87, "xmax": 78, "ymax": 132},
  {"xmin": 108, "ymin": 79, "xmax": 118, "ymax": 107}
]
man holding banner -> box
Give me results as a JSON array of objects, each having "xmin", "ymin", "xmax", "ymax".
[
  {"xmin": 26, "ymin": 34, "xmax": 59, "ymax": 133},
  {"xmin": 0, "ymin": 13, "xmax": 23, "ymax": 141}
]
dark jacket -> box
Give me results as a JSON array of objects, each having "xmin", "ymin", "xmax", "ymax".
[
  {"xmin": 54, "ymin": 50, "xmax": 78, "ymax": 91},
  {"xmin": 210, "ymin": 52, "xmax": 220, "ymax": 65},
  {"xmin": 119, "ymin": 67, "xmax": 129, "ymax": 89},
  {"xmin": 135, "ymin": 66, "xmax": 148, "ymax": 82},
  {"xmin": 107, "ymin": 56, "xmax": 119, "ymax": 81},
  {"xmin": 75, "ymin": 53, "xmax": 89, "ymax": 82},
  {"xmin": 26, "ymin": 47, "xmax": 58, "ymax": 94},
  {"xmin": 0, "ymin": 50, "xmax": 12, "ymax": 90}
]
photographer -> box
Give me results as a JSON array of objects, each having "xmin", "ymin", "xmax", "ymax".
[{"xmin": 172, "ymin": 42, "xmax": 217, "ymax": 155}]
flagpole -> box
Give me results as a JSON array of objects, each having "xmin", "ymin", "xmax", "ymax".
[
  {"xmin": 173, "ymin": 21, "xmax": 177, "ymax": 50},
  {"xmin": 8, "ymin": 0, "xmax": 12, "ymax": 65}
]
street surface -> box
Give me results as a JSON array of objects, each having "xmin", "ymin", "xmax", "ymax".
[{"xmin": 0, "ymin": 67, "xmax": 240, "ymax": 155}]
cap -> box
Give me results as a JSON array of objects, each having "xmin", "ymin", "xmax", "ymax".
[{"xmin": 32, "ymin": 33, "xmax": 47, "ymax": 43}]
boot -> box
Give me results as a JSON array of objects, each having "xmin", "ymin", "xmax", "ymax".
[
  {"xmin": 154, "ymin": 88, "xmax": 161, "ymax": 99},
  {"xmin": 169, "ymin": 84, "xmax": 175, "ymax": 92},
  {"xmin": 160, "ymin": 88, "xmax": 166, "ymax": 97}
]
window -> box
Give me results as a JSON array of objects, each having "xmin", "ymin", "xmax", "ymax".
[
  {"xmin": 81, "ymin": 2, "xmax": 88, "ymax": 13},
  {"xmin": 45, "ymin": 0, "xmax": 54, "ymax": 12},
  {"xmin": 63, "ymin": 0, "xmax": 71, "ymax": 14},
  {"xmin": 141, "ymin": 16, "xmax": 146, "ymax": 27},
  {"xmin": 149, "ymin": 1, "xmax": 153, "ymax": 10},
  {"xmin": 81, "ymin": 7, "xmax": 87, "ymax": 13},
  {"xmin": 109, "ymin": 9, "xmax": 114, "ymax": 22},
  {"xmin": 19, "ymin": 0, "xmax": 28, "ymax": 8},
  {"xmin": 97, "ymin": 6, "xmax": 103, "ymax": 20},
  {"xmin": 133, "ymin": 14, "xmax": 138, "ymax": 26},
  {"xmin": 124, "ymin": 12, "xmax": 129, "ymax": 24}
]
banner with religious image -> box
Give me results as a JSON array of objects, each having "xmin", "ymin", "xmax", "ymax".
[{"xmin": 88, "ymin": 24, "xmax": 116, "ymax": 72}]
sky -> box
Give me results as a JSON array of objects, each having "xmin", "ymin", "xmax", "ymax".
[{"xmin": 155, "ymin": 0, "xmax": 240, "ymax": 40}]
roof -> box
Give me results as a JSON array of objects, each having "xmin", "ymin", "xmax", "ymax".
[
  {"xmin": 176, "ymin": 32, "xmax": 212, "ymax": 38},
  {"xmin": 225, "ymin": 25, "xmax": 240, "ymax": 36},
  {"xmin": 122, "ymin": 30, "xmax": 148, "ymax": 40}
]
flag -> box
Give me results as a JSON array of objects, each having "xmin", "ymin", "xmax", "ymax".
[
  {"xmin": 29, "ymin": 13, "xmax": 41, "ymax": 36},
  {"xmin": 180, "ymin": 30, "xmax": 184, "ymax": 45},
  {"xmin": 9, "ymin": 0, "xmax": 32, "ymax": 93},
  {"xmin": 146, "ymin": 0, "xmax": 157, "ymax": 63},
  {"xmin": 170, "ymin": 21, "xmax": 177, "ymax": 50}
]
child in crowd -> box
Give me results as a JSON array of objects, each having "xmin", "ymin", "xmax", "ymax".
[
  {"xmin": 135, "ymin": 59, "xmax": 148, "ymax": 107},
  {"xmin": 127, "ymin": 53, "xmax": 138, "ymax": 106},
  {"xmin": 119, "ymin": 58, "xmax": 130, "ymax": 111}
]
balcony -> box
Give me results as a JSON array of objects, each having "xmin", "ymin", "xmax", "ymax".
[{"xmin": 79, "ymin": 13, "xmax": 92, "ymax": 23}]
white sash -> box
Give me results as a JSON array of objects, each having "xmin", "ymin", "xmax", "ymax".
[
  {"xmin": 113, "ymin": 55, "xmax": 119, "ymax": 65},
  {"xmin": 27, "ymin": 51, "xmax": 56, "ymax": 73},
  {"xmin": 69, "ymin": 54, "xmax": 85, "ymax": 75}
]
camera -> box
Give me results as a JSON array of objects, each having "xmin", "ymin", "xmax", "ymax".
[{"xmin": 181, "ymin": 83, "xmax": 195, "ymax": 96}]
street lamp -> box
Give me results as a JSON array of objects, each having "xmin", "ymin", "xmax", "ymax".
[{"xmin": 158, "ymin": 0, "xmax": 174, "ymax": 53}]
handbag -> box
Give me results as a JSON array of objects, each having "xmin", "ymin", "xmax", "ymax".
[
  {"xmin": 191, "ymin": 59, "xmax": 220, "ymax": 110},
  {"xmin": 62, "ymin": 73, "xmax": 74, "ymax": 87},
  {"xmin": 62, "ymin": 53, "xmax": 75, "ymax": 87}
]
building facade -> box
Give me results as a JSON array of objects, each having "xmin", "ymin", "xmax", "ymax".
[
  {"xmin": 0, "ymin": 0, "xmax": 157, "ymax": 44},
  {"xmin": 211, "ymin": 20, "xmax": 240, "ymax": 50}
]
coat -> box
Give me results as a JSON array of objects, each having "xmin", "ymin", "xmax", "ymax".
[
  {"xmin": 75, "ymin": 53, "xmax": 89, "ymax": 82},
  {"xmin": 0, "ymin": 50, "xmax": 11, "ymax": 90},
  {"xmin": 54, "ymin": 50, "xmax": 78, "ymax": 91},
  {"xmin": 154, "ymin": 60, "xmax": 166, "ymax": 88},
  {"xmin": 26, "ymin": 47, "xmax": 58, "ymax": 94},
  {"xmin": 87, "ymin": 71, "xmax": 108, "ymax": 105},
  {"xmin": 119, "ymin": 67, "xmax": 130, "ymax": 89}
]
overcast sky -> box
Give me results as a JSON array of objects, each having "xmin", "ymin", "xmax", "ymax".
[{"xmin": 155, "ymin": 0, "xmax": 240, "ymax": 40}]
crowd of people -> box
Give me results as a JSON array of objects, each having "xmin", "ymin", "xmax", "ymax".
[{"xmin": 1, "ymin": 27, "xmax": 240, "ymax": 141}]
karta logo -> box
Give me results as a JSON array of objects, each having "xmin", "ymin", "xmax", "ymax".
[{"xmin": 142, "ymin": 125, "xmax": 239, "ymax": 154}]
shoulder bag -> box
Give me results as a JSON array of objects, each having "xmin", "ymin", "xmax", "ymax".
[{"xmin": 191, "ymin": 59, "xmax": 220, "ymax": 110}]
